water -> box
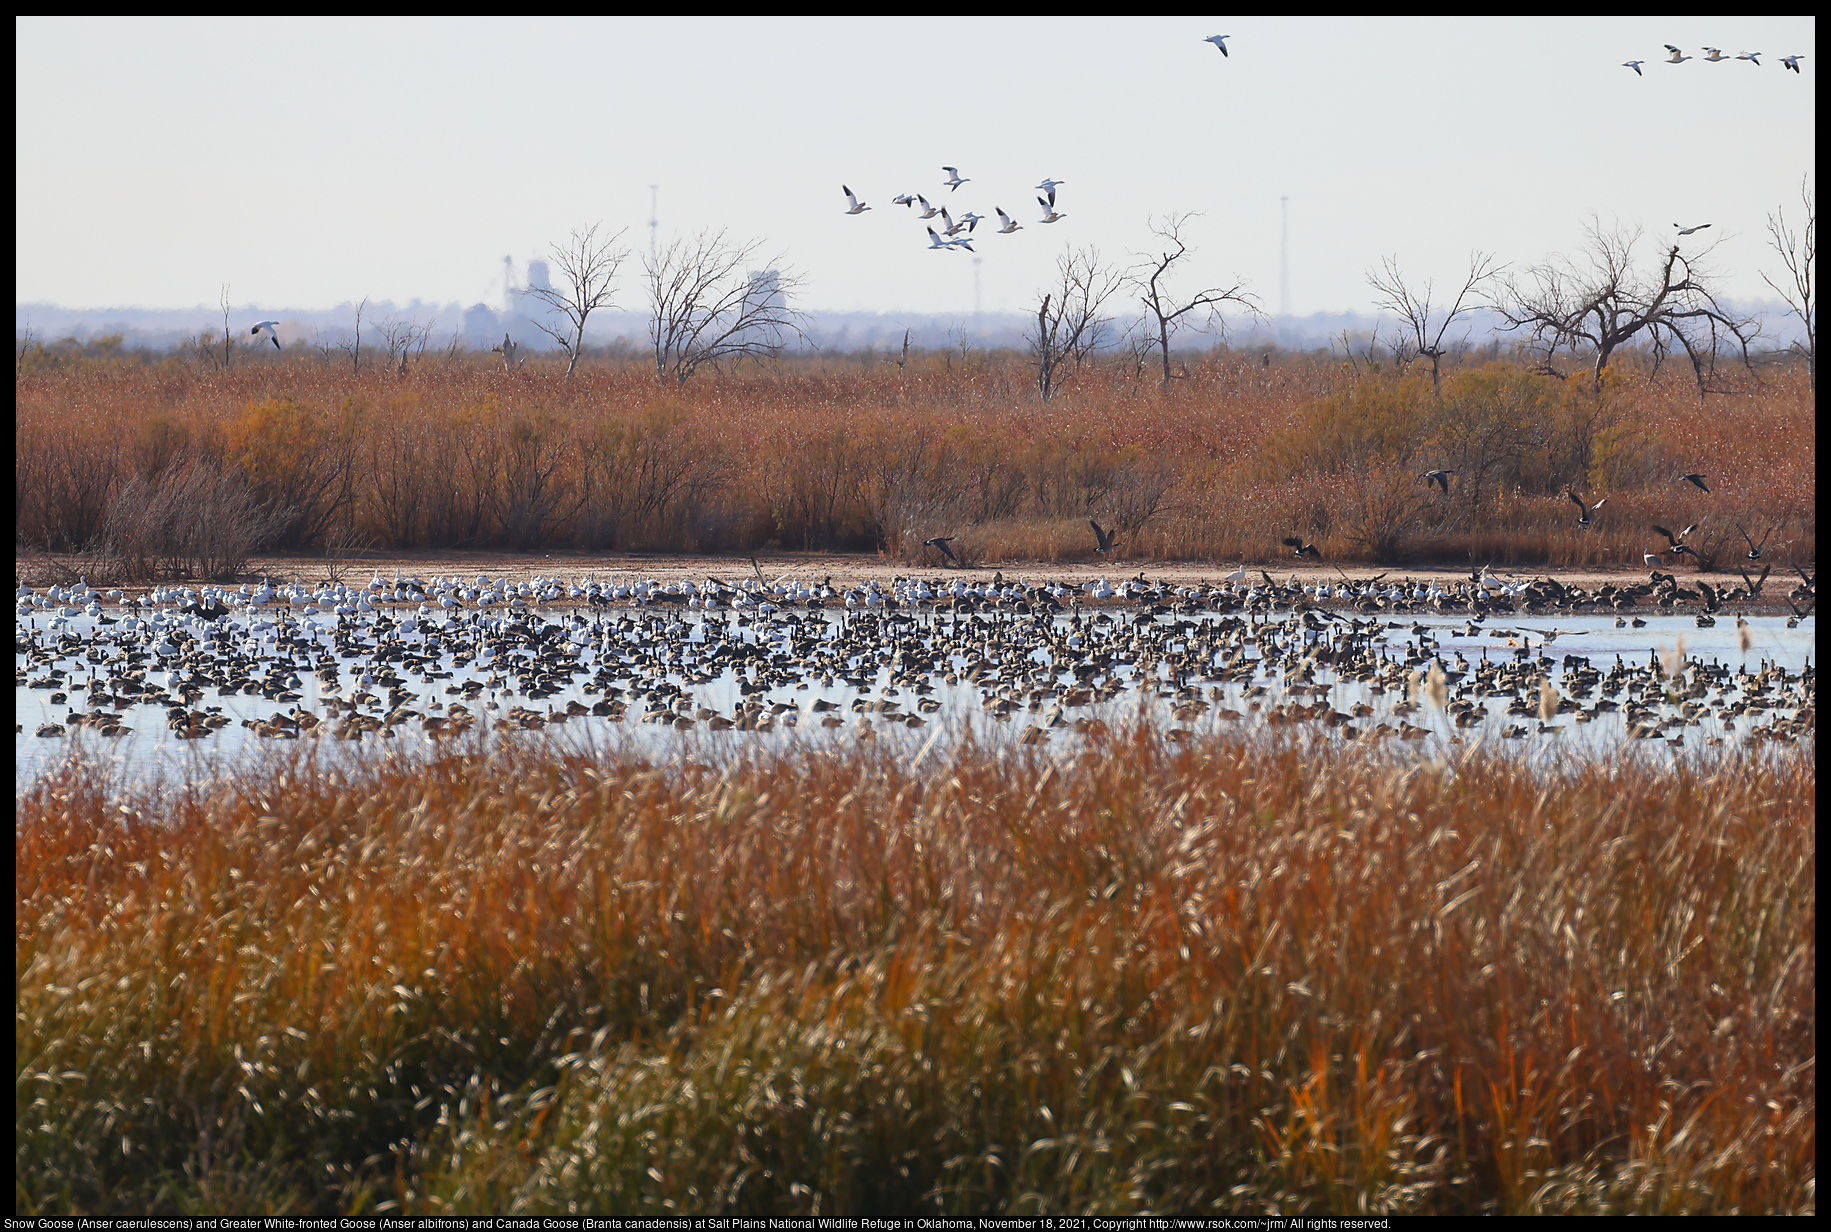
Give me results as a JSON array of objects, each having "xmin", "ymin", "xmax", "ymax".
[{"xmin": 18, "ymin": 601, "xmax": 1814, "ymax": 796}]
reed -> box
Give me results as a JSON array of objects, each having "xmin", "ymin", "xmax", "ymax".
[
  {"xmin": 14, "ymin": 350, "xmax": 1814, "ymax": 574},
  {"xmin": 17, "ymin": 726, "xmax": 1814, "ymax": 1214}
]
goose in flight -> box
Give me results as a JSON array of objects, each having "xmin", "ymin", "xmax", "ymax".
[
  {"xmin": 1736, "ymin": 51, "xmax": 1761, "ymax": 65},
  {"xmin": 250, "ymin": 320, "xmax": 281, "ymax": 350},
  {"xmin": 942, "ymin": 166, "xmax": 969, "ymax": 192},
  {"xmin": 892, "ymin": 193, "xmax": 916, "ymax": 208},
  {"xmin": 1653, "ymin": 523, "xmax": 1700, "ymax": 557},
  {"xmin": 914, "ymin": 195, "xmax": 940, "ymax": 220},
  {"xmin": 1421, "ymin": 469, "xmax": 1452, "ymax": 494},
  {"xmin": 1780, "ymin": 55, "xmax": 1804, "ymax": 72},
  {"xmin": 1664, "ymin": 45, "xmax": 1691, "ymax": 64},
  {"xmin": 842, "ymin": 186, "xmax": 870, "ymax": 215},
  {"xmin": 1673, "ymin": 223, "xmax": 1711, "ymax": 237},
  {"xmin": 1037, "ymin": 197, "xmax": 1066, "ymax": 224},
  {"xmin": 1737, "ymin": 524, "xmax": 1772, "ymax": 559},
  {"xmin": 1035, "ymin": 178, "xmax": 1065, "ymax": 208},
  {"xmin": 1622, "ymin": 60, "xmax": 1645, "ymax": 76},
  {"xmin": 1204, "ymin": 34, "xmax": 1230, "ymax": 56},
  {"xmin": 925, "ymin": 227, "xmax": 952, "ymax": 251},
  {"xmin": 1701, "ymin": 47, "xmax": 1729, "ymax": 62},
  {"xmin": 1565, "ymin": 487, "xmax": 1606, "ymax": 526},
  {"xmin": 924, "ymin": 536, "xmax": 960, "ymax": 564},
  {"xmin": 1090, "ymin": 519, "xmax": 1119, "ymax": 554},
  {"xmin": 956, "ymin": 210, "xmax": 984, "ymax": 233},
  {"xmin": 1282, "ymin": 536, "xmax": 1322, "ymax": 560},
  {"xmin": 940, "ymin": 207, "xmax": 969, "ymax": 236},
  {"xmin": 1677, "ymin": 471, "xmax": 1710, "ymax": 491},
  {"xmin": 995, "ymin": 208, "xmax": 1022, "ymax": 234}
]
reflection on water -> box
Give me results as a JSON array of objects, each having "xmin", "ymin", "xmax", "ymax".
[{"xmin": 18, "ymin": 600, "xmax": 1815, "ymax": 796}]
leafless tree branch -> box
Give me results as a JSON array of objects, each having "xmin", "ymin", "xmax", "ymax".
[
  {"xmin": 647, "ymin": 229, "xmax": 807, "ymax": 387},
  {"xmin": 1129, "ymin": 214, "xmax": 1262, "ymax": 389},
  {"xmin": 524, "ymin": 223, "xmax": 630, "ymax": 378}
]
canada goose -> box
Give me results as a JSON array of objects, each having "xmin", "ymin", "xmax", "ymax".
[
  {"xmin": 941, "ymin": 166, "xmax": 969, "ymax": 192},
  {"xmin": 995, "ymin": 207, "xmax": 1022, "ymax": 234},
  {"xmin": 250, "ymin": 320, "xmax": 281, "ymax": 350},
  {"xmin": 1204, "ymin": 34, "xmax": 1230, "ymax": 56},
  {"xmin": 842, "ymin": 185, "xmax": 870, "ymax": 215},
  {"xmin": 1421, "ymin": 469, "xmax": 1452, "ymax": 494},
  {"xmin": 1677, "ymin": 471, "xmax": 1710, "ymax": 491},
  {"xmin": 1090, "ymin": 519, "xmax": 1119, "ymax": 554},
  {"xmin": 1622, "ymin": 60, "xmax": 1645, "ymax": 76},
  {"xmin": 924, "ymin": 535, "xmax": 960, "ymax": 564},
  {"xmin": 1282, "ymin": 537, "xmax": 1322, "ymax": 560},
  {"xmin": 1565, "ymin": 487, "xmax": 1607, "ymax": 526},
  {"xmin": 1737, "ymin": 524, "xmax": 1772, "ymax": 559},
  {"xmin": 1652, "ymin": 523, "xmax": 1699, "ymax": 557}
]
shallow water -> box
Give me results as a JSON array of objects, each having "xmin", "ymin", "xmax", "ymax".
[{"xmin": 17, "ymin": 601, "xmax": 1814, "ymax": 796}]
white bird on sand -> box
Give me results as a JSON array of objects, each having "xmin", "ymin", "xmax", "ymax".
[
  {"xmin": 1735, "ymin": 51, "xmax": 1761, "ymax": 65},
  {"xmin": 995, "ymin": 207, "xmax": 1022, "ymax": 234},
  {"xmin": 1779, "ymin": 55, "xmax": 1804, "ymax": 72},
  {"xmin": 842, "ymin": 185, "xmax": 870, "ymax": 215},
  {"xmin": 250, "ymin": 321, "xmax": 281, "ymax": 350},
  {"xmin": 1664, "ymin": 44, "xmax": 1691, "ymax": 64},
  {"xmin": 942, "ymin": 166, "xmax": 969, "ymax": 192},
  {"xmin": 1674, "ymin": 222, "xmax": 1711, "ymax": 236},
  {"xmin": 914, "ymin": 195, "xmax": 940, "ymax": 219},
  {"xmin": 1622, "ymin": 60, "xmax": 1644, "ymax": 76},
  {"xmin": 1701, "ymin": 47, "xmax": 1728, "ymax": 62},
  {"xmin": 1037, "ymin": 198, "xmax": 1065, "ymax": 224},
  {"xmin": 1204, "ymin": 34, "xmax": 1230, "ymax": 56}
]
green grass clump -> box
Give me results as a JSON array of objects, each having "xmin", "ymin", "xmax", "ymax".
[{"xmin": 17, "ymin": 729, "xmax": 1815, "ymax": 1214}]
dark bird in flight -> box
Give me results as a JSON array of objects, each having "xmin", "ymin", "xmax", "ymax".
[
  {"xmin": 1089, "ymin": 519, "xmax": 1119, "ymax": 554},
  {"xmin": 1678, "ymin": 472, "xmax": 1710, "ymax": 492},
  {"xmin": 923, "ymin": 535, "xmax": 959, "ymax": 564},
  {"xmin": 1421, "ymin": 469, "xmax": 1453, "ymax": 494},
  {"xmin": 1737, "ymin": 524, "xmax": 1771, "ymax": 559},
  {"xmin": 1653, "ymin": 523, "xmax": 1700, "ymax": 557},
  {"xmin": 1282, "ymin": 537, "xmax": 1322, "ymax": 560},
  {"xmin": 1565, "ymin": 487, "xmax": 1607, "ymax": 526}
]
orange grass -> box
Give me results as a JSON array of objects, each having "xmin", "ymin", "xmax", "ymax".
[
  {"xmin": 16, "ymin": 726, "xmax": 1814, "ymax": 1214},
  {"xmin": 14, "ymin": 350, "xmax": 1814, "ymax": 572}
]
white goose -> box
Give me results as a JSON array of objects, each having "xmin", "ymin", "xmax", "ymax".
[
  {"xmin": 1037, "ymin": 197, "xmax": 1065, "ymax": 224},
  {"xmin": 842, "ymin": 185, "xmax": 870, "ymax": 215},
  {"xmin": 250, "ymin": 320, "xmax": 281, "ymax": 350},
  {"xmin": 995, "ymin": 207, "xmax": 1022, "ymax": 234},
  {"xmin": 1203, "ymin": 34, "xmax": 1230, "ymax": 56},
  {"xmin": 941, "ymin": 165, "xmax": 969, "ymax": 192},
  {"xmin": 1664, "ymin": 44, "xmax": 1691, "ymax": 64}
]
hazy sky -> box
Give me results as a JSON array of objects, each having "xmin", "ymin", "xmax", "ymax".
[{"xmin": 15, "ymin": 16, "xmax": 1816, "ymax": 320}]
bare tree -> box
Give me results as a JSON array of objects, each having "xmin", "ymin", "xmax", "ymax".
[
  {"xmin": 647, "ymin": 230, "xmax": 806, "ymax": 387},
  {"xmin": 335, "ymin": 297, "xmax": 368, "ymax": 373},
  {"xmin": 219, "ymin": 285, "xmax": 235, "ymax": 371},
  {"xmin": 1496, "ymin": 218, "xmax": 1759, "ymax": 395},
  {"xmin": 1129, "ymin": 214, "xmax": 1260, "ymax": 390},
  {"xmin": 1367, "ymin": 250, "xmax": 1503, "ymax": 393},
  {"xmin": 375, "ymin": 313, "xmax": 426, "ymax": 377},
  {"xmin": 1763, "ymin": 176, "xmax": 1815, "ymax": 389},
  {"xmin": 1026, "ymin": 246, "xmax": 1123, "ymax": 402},
  {"xmin": 524, "ymin": 223, "xmax": 629, "ymax": 378}
]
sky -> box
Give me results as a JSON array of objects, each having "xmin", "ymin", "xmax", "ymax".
[{"xmin": 15, "ymin": 16, "xmax": 1817, "ymax": 323}]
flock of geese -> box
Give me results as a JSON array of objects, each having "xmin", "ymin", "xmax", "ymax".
[
  {"xmin": 1625, "ymin": 46, "xmax": 1805, "ymax": 73},
  {"xmin": 18, "ymin": 561, "xmax": 1813, "ymax": 750},
  {"xmin": 843, "ymin": 169, "xmax": 1067, "ymax": 252}
]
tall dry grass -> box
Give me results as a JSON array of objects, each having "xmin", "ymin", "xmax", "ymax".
[
  {"xmin": 16, "ymin": 726, "xmax": 1814, "ymax": 1215},
  {"xmin": 13, "ymin": 348, "xmax": 1815, "ymax": 574}
]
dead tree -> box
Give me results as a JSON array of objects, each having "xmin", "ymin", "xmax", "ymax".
[
  {"xmin": 1128, "ymin": 214, "xmax": 1260, "ymax": 389},
  {"xmin": 218, "ymin": 285, "xmax": 235, "ymax": 371},
  {"xmin": 524, "ymin": 223, "xmax": 629, "ymax": 378},
  {"xmin": 1367, "ymin": 250, "xmax": 1503, "ymax": 393},
  {"xmin": 1026, "ymin": 246, "xmax": 1122, "ymax": 402},
  {"xmin": 335, "ymin": 297, "xmax": 368, "ymax": 373},
  {"xmin": 1495, "ymin": 218, "xmax": 1759, "ymax": 395},
  {"xmin": 647, "ymin": 230, "xmax": 806, "ymax": 387},
  {"xmin": 1763, "ymin": 176, "xmax": 1815, "ymax": 389}
]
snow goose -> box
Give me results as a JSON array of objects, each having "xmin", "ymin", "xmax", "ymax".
[
  {"xmin": 1037, "ymin": 198, "xmax": 1065, "ymax": 224},
  {"xmin": 842, "ymin": 185, "xmax": 870, "ymax": 215},
  {"xmin": 1735, "ymin": 51, "xmax": 1761, "ymax": 65},
  {"xmin": 941, "ymin": 166, "xmax": 969, "ymax": 192},
  {"xmin": 995, "ymin": 207, "xmax": 1022, "ymax": 234},
  {"xmin": 1780, "ymin": 54, "xmax": 1804, "ymax": 72},
  {"xmin": 1664, "ymin": 44, "xmax": 1691, "ymax": 64},
  {"xmin": 250, "ymin": 320, "xmax": 281, "ymax": 350},
  {"xmin": 1673, "ymin": 224, "xmax": 1711, "ymax": 237},
  {"xmin": 1701, "ymin": 47, "xmax": 1728, "ymax": 62},
  {"xmin": 1622, "ymin": 60, "xmax": 1645, "ymax": 76},
  {"xmin": 1203, "ymin": 34, "xmax": 1230, "ymax": 56}
]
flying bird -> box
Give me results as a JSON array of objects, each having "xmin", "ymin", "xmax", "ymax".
[
  {"xmin": 1678, "ymin": 471, "xmax": 1710, "ymax": 492},
  {"xmin": 1037, "ymin": 198, "xmax": 1066, "ymax": 224},
  {"xmin": 1664, "ymin": 45, "xmax": 1692, "ymax": 64},
  {"xmin": 1204, "ymin": 34, "xmax": 1230, "ymax": 56},
  {"xmin": 842, "ymin": 186, "xmax": 870, "ymax": 215},
  {"xmin": 924, "ymin": 536, "xmax": 960, "ymax": 564},
  {"xmin": 942, "ymin": 166, "xmax": 969, "ymax": 192},
  {"xmin": 250, "ymin": 321, "xmax": 281, "ymax": 350},
  {"xmin": 1736, "ymin": 51, "xmax": 1761, "ymax": 65},
  {"xmin": 995, "ymin": 208, "xmax": 1022, "ymax": 234},
  {"xmin": 1421, "ymin": 469, "xmax": 1452, "ymax": 494},
  {"xmin": 1622, "ymin": 60, "xmax": 1644, "ymax": 76},
  {"xmin": 891, "ymin": 193, "xmax": 917, "ymax": 208},
  {"xmin": 1282, "ymin": 537, "xmax": 1322, "ymax": 560},
  {"xmin": 1673, "ymin": 223, "xmax": 1711, "ymax": 237},
  {"xmin": 940, "ymin": 207, "xmax": 967, "ymax": 236},
  {"xmin": 914, "ymin": 195, "xmax": 940, "ymax": 219},
  {"xmin": 956, "ymin": 210, "xmax": 984, "ymax": 233},
  {"xmin": 1701, "ymin": 47, "xmax": 1728, "ymax": 62},
  {"xmin": 1780, "ymin": 55, "xmax": 1804, "ymax": 72},
  {"xmin": 925, "ymin": 227, "xmax": 953, "ymax": 251},
  {"xmin": 1737, "ymin": 524, "xmax": 1772, "ymax": 559},
  {"xmin": 1653, "ymin": 523, "xmax": 1700, "ymax": 557},
  {"xmin": 1090, "ymin": 519, "xmax": 1119, "ymax": 554},
  {"xmin": 1565, "ymin": 487, "xmax": 1607, "ymax": 527}
]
